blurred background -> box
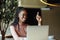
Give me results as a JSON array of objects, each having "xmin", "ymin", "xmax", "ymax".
[{"xmin": 0, "ymin": 0, "xmax": 60, "ymax": 40}]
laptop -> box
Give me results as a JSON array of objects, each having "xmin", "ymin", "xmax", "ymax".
[{"xmin": 27, "ymin": 25, "xmax": 49, "ymax": 40}]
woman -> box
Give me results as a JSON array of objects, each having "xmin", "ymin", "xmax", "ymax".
[{"xmin": 10, "ymin": 7, "xmax": 42, "ymax": 40}]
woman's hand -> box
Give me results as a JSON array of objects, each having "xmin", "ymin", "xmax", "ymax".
[{"xmin": 36, "ymin": 12, "xmax": 42, "ymax": 26}]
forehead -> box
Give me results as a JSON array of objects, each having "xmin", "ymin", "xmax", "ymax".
[{"xmin": 20, "ymin": 10, "xmax": 27, "ymax": 14}]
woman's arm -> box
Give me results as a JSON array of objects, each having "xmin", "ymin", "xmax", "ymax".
[{"xmin": 10, "ymin": 26, "xmax": 20, "ymax": 40}]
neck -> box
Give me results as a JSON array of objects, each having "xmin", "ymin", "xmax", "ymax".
[{"xmin": 19, "ymin": 21, "xmax": 25, "ymax": 26}]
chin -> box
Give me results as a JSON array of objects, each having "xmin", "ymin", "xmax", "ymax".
[{"xmin": 22, "ymin": 20, "xmax": 26, "ymax": 23}]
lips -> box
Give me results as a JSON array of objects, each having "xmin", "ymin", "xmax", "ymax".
[{"xmin": 22, "ymin": 18, "xmax": 26, "ymax": 22}]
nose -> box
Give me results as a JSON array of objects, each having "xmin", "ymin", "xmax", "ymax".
[{"xmin": 21, "ymin": 14, "xmax": 27, "ymax": 19}]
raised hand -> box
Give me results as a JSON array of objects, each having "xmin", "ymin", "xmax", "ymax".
[{"xmin": 36, "ymin": 12, "xmax": 42, "ymax": 25}]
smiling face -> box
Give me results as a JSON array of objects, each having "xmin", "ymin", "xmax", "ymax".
[{"xmin": 18, "ymin": 10, "xmax": 27, "ymax": 23}]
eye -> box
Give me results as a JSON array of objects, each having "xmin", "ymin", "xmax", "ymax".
[{"xmin": 23, "ymin": 14, "xmax": 27, "ymax": 16}]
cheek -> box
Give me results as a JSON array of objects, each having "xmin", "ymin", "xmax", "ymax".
[
  {"xmin": 18, "ymin": 15, "xmax": 26, "ymax": 21},
  {"xmin": 24, "ymin": 16, "xmax": 27, "ymax": 19},
  {"xmin": 18, "ymin": 14, "xmax": 27, "ymax": 20},
  {"xmin": 18, "ymin": 14, "xmax": 23, "ymax": 20}
]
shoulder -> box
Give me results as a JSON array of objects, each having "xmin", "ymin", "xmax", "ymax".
[
  {"xmin": 10, "ymin": 25, "xmax": 15, "ymax": 29},
  {"xmin": 10, "ymin": 25, "xmax": 18, "ymax": 31},
  {"xmin": 9, "ymin": 25, "xmax": 16, "ymax": 32}
]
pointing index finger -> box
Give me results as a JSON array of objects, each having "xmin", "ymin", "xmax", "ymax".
[{"xmin": 37, "ymin": 12, "xmax": 39, "ymax": 16}]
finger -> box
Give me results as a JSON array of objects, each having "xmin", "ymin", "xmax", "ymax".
[
  {"xmin": 37, "ymin": 12, "xmax": 39, "ymax": 16},
  {"xmin": 36, "ymin": 15, "xmax": 40, "ymax": 18}
]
